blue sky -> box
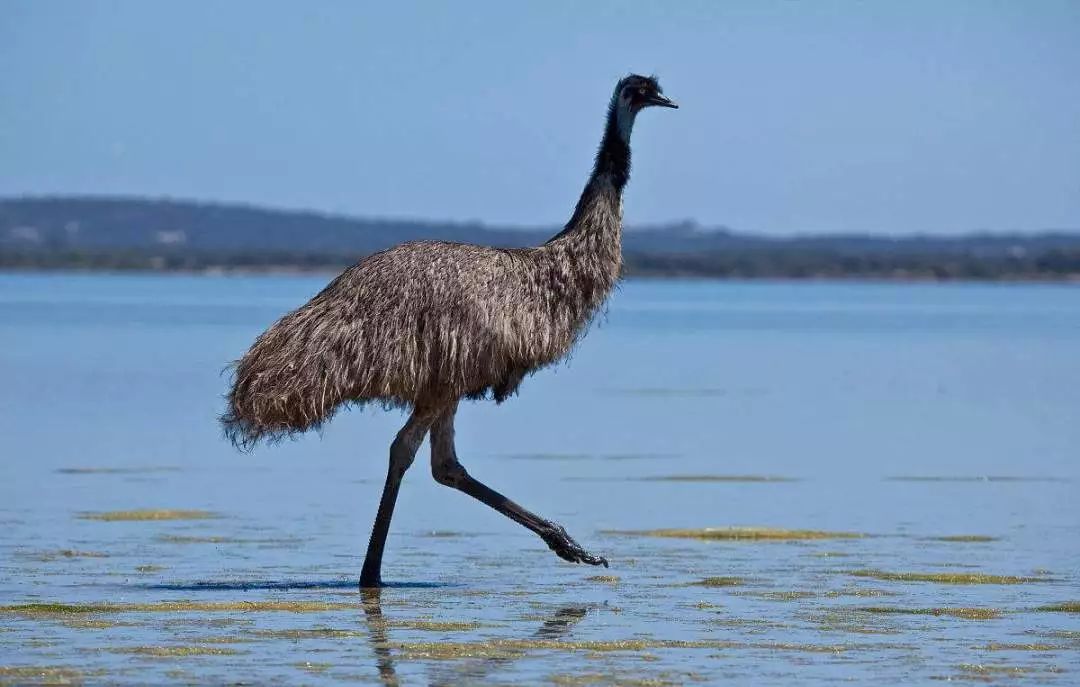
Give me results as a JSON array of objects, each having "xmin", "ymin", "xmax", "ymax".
[{"xmin": 2, "ymin": 1, "xmax": 1078, "ymax": 235}]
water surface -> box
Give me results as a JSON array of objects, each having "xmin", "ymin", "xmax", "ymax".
[{"xmin": 1, "ymin": 274, "xmax": 1078, "ymax": 684}]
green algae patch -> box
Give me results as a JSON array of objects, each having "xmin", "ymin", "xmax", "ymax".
[
  {"xmin": 158, "ymin": 534, "xmax": 301, "ymax": 547},
  {"xmin": 295, "ymin": 662, "xmax": 332, "ymax": 674},
  {"xmin": 60, "ymin": 618, "xmax": 122, "ymax": 630},
  {"xmin": 635, "ymin": 475, "xmax": 796, "ymax": 483},
  {"xmin": 391, "ymin": 620, "xmax": 484, "ymax": 631},
  {"xmin": 389, "ymin": 638, "xmax": 893, "ymax": 661},
  {"xmin": 0, "ymin": 665, "xmax": 88, "ymax": 684},
  {"xmin": 1, "ymin": 603, "xmax": 113, "ymax": 616},
  {"xmin": 135, "ymin": 565, "xmax": 165, "ymax": 573},
  {"xmin": 607, "ymin": 527, "xmax": 862, "ymax": 541},
  {"xmin": 1031, "ymin": 630, "xmax": 1080, "ymax": 640},
  {"xmin": 25, "ymin": 549, "xmax": 109, "ymax": 561},
  {"xmin": 849, "ymin": 570, "xmax": 1044, "ymax": 584},
  {"xmin": 156, "ymin": 533, "xmax": 302, "ymax": 550},
  {"xmin": 824, "ymin": 588, "xmax": 898, "ymax": 599},
  {"xmin": 189, "ymin": 636, "xmax": 253, "ymax": 645},
  {"xmin": 752, "ymin": 591, "xmax": 817, "ymax": 601},
  {"xmin": 0, "ymin": 600, "xmax": 356, "ymax": 616},
  {"xmin": 1035, "ymin": 602, "xmax": 1080, "ymax": 613},
  {"xmin": 78, "ymin": 509, "xmax": 218, "ymax": 522},
  {"xmin": 157, "ymin": 535, "xmax": 236, "ymax": 544},
  {"xmin": 929, "ymin": 535, "xmax": 999, "ymax": 543},
  {"xmin": 956, "ymin": 663, "xmax": 1036, "ymax": 676},
  {"xmin": 804, "ymin": 610, "xmax": 901, "ymax": 635},
  {"xmin": 586, "ymin": 575, "xmax": 620, "ymax": 584},
  {"xmin": 757, "ymin": 642, "xmax": 858, "ymax": 653},
  {"xmin": 388, "ymin": 638, "xmax": 739, "ymax": 660},
  {"xmin": 548, "ymin": 673, "xmax": 686, "ymax": 686},
  {"xmin": 689, "ymin": 577, "xmax": 744, "ymax": 588},
  {"xmin": 854, "ymin": 606, "xmax": 1002, "ymax": 620},
  {"xmin": 978, "ymin": 643, "xmax": 1071, "ymax": 652},
  {"xmin": 251, "ymin": 628, "xmax": 363, "ymax": 640},
  {"xmin": 111, "ymin": 645, "xmax": 243, "ymax": 657}
]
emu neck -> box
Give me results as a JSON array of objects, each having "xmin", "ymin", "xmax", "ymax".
[
  {"xmin": 594, "ymin": 102, "xmax": 634, "ymax": 191},
  {"xmin": 538, "ymin": 98, "xmax": 632, "ymax": 322},
  {"xmin": 547, "ymin": 100, "xmax": 633, "ymax": 248}
]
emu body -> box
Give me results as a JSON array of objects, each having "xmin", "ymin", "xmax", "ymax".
[{"xmin": 222, "ymin": 75, "xmax": 676, "ymax": 587}]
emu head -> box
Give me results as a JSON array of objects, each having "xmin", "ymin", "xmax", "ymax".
[{"xmin": 611, "ymin": 74, "xmax": 677, "ymax": 141}]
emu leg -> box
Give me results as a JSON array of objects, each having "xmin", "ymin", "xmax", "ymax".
[
  {"xmin": 359, "ymin": 408, "xmax": 435, "ymax": 588},
  {"xmin": 430, "ymin": 404, "xmax": 607, "ymax": 568}
]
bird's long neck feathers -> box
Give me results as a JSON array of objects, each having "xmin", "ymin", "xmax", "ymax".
[
  {"xmin": 533, "ymin": 92, "xmax": 632, "ymax": 331},
  {"xmin": 546, "ymin": 94, "xmax": 632, "ymax": 245},
  {"xmin": 592, "ymin": 98, "xmax": 634, "ymax": 190}
]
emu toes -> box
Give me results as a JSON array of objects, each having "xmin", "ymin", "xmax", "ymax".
[{"xmin": 541, "ymin": 523, "xmax": 609, "ymax": 567}]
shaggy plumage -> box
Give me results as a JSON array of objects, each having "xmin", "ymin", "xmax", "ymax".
[
  {"xmin": 222, "ymin": 74, "xmax": 669, "ymax": 449},
  {"xmin": 223, "ymin": 74, "xmax": 676, "ymax": 586}
]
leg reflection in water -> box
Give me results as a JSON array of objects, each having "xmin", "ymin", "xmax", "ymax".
[
  {"xmin": 359, "ymin": 587, "xmax": 590, "ymax": 686},
  {"xmin": 361, "ymin": 588, "xmax": 399, "ymax": 686}
]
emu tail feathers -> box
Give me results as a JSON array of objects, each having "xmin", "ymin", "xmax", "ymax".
[{"xmin": 220, "ymin": 312, "xmax": 353, "ymax": 450}]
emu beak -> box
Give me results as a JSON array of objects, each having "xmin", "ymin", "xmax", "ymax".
[{"xmin": 648, "ymin": 93, "xmax": 678, "ymax": 109}]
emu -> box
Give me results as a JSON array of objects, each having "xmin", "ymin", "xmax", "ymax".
[{"xmin": 222, "ymin": 74, "xmax": 677, "ymax": 587}]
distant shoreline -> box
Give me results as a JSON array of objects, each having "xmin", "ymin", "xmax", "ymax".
[
  {"xmin": 3, "ymin": 195, "xmax": 1079, "ymax": 283},
  {"xmin": 2, "ymin": 263, "xmax": 1078, "ymax": 284}
]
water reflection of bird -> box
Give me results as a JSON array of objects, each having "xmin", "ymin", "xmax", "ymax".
[
  {"xmin": 359, "ymin": 587, "xmax": 589, "ymax": 686},
  {"xmin": 222, "ymin": 75, "xmax": 677, "ymax": 587}
]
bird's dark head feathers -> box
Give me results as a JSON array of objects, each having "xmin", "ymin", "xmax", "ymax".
[{"xmin": 615, "ymin": 74, "xmax": 678, "ymax": 110}]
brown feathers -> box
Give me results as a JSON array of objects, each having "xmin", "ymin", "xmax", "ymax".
[
  {"xmin": 222, "ymin": 77, "xmax": 656, "ymax": 449},
  {"xmin": 221, "ymin": 183, "xmax": 622, "ymax": 449}
]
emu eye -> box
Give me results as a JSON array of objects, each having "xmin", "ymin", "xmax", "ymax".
[{"xmin": 638, "ymin": 87, "xmax": 646, "ymax": 95}]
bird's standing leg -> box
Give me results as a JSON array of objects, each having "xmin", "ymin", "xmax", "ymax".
[
  {"xmin": 429, "ymin": 402, "xmax": 607, "ymax": 568},
  {"xmin": 360, "ymin": 407, "xmax": 436, "ymax": 588}
]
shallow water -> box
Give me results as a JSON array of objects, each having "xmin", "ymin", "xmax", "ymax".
[{"xmin": 1, "ymin": 274, "xmax": 1079, "ymax": 684}]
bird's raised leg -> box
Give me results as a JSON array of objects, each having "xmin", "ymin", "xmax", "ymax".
[
  {"xmin": 360, "ymin": 407, "xmax": 436, "ymax": 588},
  {"xmin": 430, "ymin": 402, "xmax": 607, "ymax": 568}
]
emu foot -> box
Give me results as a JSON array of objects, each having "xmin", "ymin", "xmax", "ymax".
[{"xmin": 539, "ymin": 522, "xmax": 609, "ymax": 568}]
